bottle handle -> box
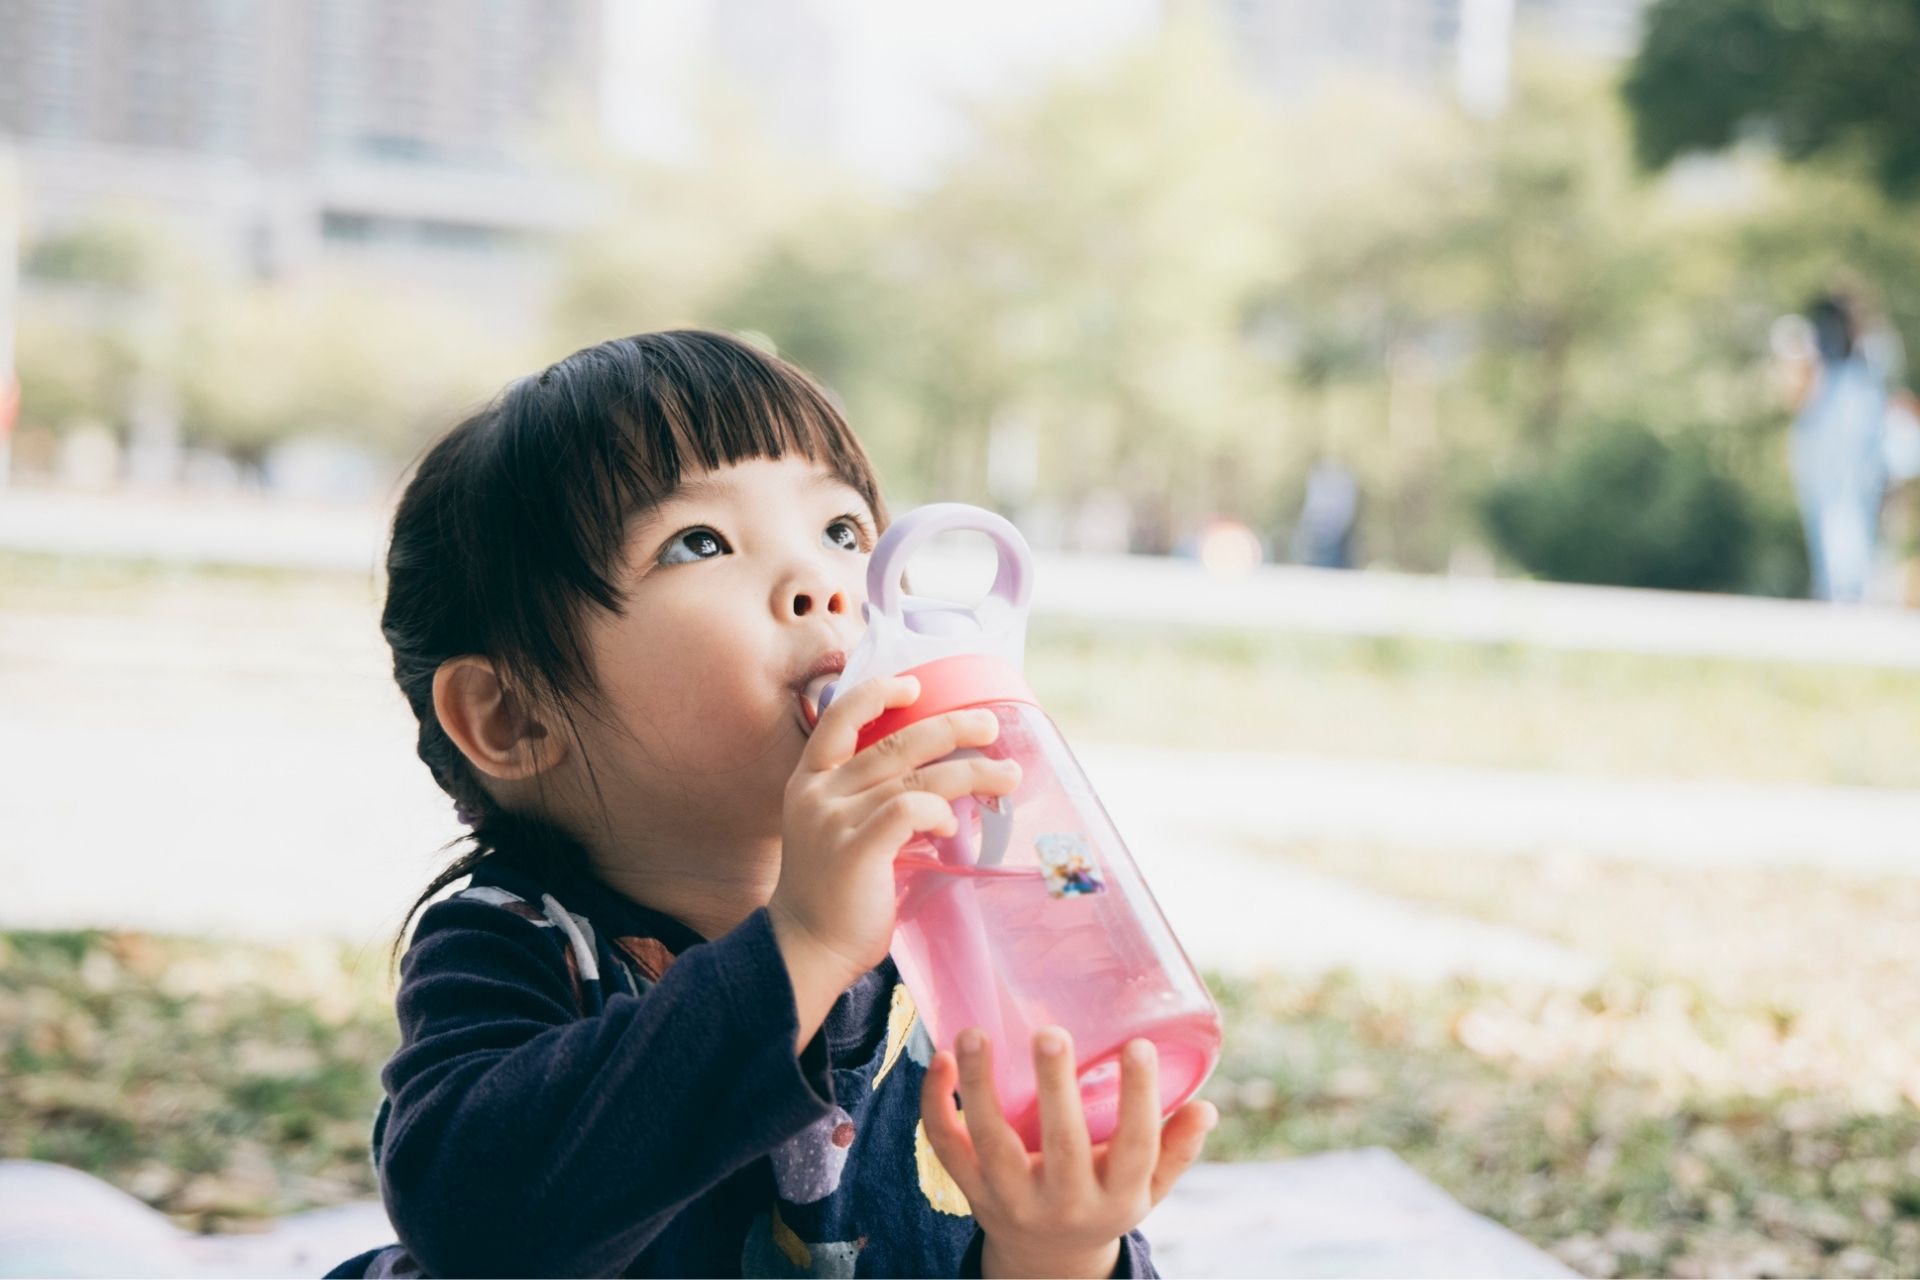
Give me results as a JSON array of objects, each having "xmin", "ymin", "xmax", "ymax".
[
  {"xmin": 868, "ymin": 503, "xmax": 1032, "ymax": 640},
  {"xmin": 821, "ymin": 503, "xmax": 1036, "ymax": 716}
]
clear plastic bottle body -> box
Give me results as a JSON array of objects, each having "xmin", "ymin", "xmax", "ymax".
[{"xmin": 888, "ymin": 697, "xmax": 1222, "ymax": 1150}]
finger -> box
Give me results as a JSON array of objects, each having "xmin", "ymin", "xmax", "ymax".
[
  {"xmin": 1099, "ymin": 1038, "xmax": 1160, "ymax": 1198},
  {"xmin": 845, "ymin": 785, "xmax": 967, "ymax": 856},
  {"xmin": 802, "ymin": 674, "xmax": 921, "ymax": 773},
  {"xmin": 1147, "ymin": 1099, "xmax": 1219, "ymax": 1206},
  {"xmin": 953, "ymin": 1029, "xmax": 1032, "ymax": 1189},
  {"xmin": 1033, "ymin": 1026, "xmax": 1094, "ymax": 1195},
  {"xmin": 919, "ymin": 1049, "xmax": 985, "ymax": 1202},
  {"xmin": 837, "ymin": 706, "xmax": 1005, "ymax": 792},
  {"xmin": 875, "ymin": 754, "xmax": 1023, "ymax": 811}
]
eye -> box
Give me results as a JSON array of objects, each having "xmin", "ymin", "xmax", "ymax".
[
  {"xmin": 657, "ymin": 526, "xmax": 730, "ymax": 566},
  {"xmin": 826, "ymin": 512, "xmax": 875, "ymax": 552}
]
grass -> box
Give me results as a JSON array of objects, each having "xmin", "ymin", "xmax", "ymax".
[
  {"xmin": 0, "ymin": 929, "xmax": 397, "ymax": 1231},
  {"xmin": 0, "ymin": 549, "xmax": 379, "ymax": 618},
  {"xmin": 6, "ymin": 849, "xmax": 1918, "ymax": 1278},
  {"xmin": 1030, "ymin": 616, "xmax": 1920, "ymax": 791},
  {"xmin": 1195, "ymin": 840, "xmax": 1920, "ymax": 1277},
  {"xmin": 1200, "ymin": 965, "xmax": 1920, "ymax": 1279}
]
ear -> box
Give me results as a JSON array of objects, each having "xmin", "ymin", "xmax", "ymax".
[{"xmin": 432, "ymin": 656, "xmax": 568, "ymax": 782}]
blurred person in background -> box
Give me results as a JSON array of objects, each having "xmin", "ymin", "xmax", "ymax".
[
  {"xmin": 1288, "ymin": 457, "xmax": 1359, "ymax": 570},
  {"xmin": 1774, "ymin": 288, "xmax": 1904, "ymax": 604}
]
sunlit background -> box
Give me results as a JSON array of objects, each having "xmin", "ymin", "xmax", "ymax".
[{"xmin": 3, "ymin": 1, "xmax": 1920, "ymax": 1277}]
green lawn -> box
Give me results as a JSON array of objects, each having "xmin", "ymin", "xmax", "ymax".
[
  {"xmin": 1030, "ymin": 617, "xmax": 1920, "ymax": 791},
  {"xmin": 0, "ymin": 929, "xmax": 397, "ymax": 1228},
  {"xmin": 5, "ymin": 864, "xmax": 1916, "ymax": 1279}
]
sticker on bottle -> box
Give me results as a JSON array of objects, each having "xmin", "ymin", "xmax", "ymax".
[{"xmin": 1035, "ymin": 832, "xmax": 1106, "ymax": 899}]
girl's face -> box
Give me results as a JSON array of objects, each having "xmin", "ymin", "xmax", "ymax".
[{"xmin": 567, "ymin": 452, "xmax": 878, "ymax": 843}]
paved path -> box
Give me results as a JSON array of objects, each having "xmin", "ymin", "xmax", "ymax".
[
  {"xmin": 7, "ymin": 499, "xmax": 1917, "ymax": 980},
  {"xmin": 0, "ymin": 593, "xmax": 1606, "ymax": 983},
  {"xmin": 1086, "ymin": 745, "xmax": 1920, "ymax": 879},
  {"xmin": 8, "ymin": 588, "xmax": 1918, "ymax": 984}
]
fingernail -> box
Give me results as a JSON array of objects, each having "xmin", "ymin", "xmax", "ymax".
[
  {"xmin": 958, "ymin": 1029, "xmax": 982, "ymax": 1055},
  {"xmin": 1203, "ymin": 1103, "xmax": 1220, "ymax": 1131},
  {"xmin": 1038, "ymin": 1030, "xmax": 1066, "ymax": 1056},
  {"xmin": 1126, "ymin": 1039, "xmax": 1152, "ymax": 1065}
]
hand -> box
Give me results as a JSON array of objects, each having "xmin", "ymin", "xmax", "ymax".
[
  {"xmin": 920, "ymin": 1025, "xmax": 1218, "ymax": 1279},
  {"xmin": 770, "ymin": 674, "xmax": 1022, "ymax": 988}
]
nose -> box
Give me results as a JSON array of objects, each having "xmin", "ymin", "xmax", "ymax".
[
  {"xmin": 781, "ymin": 562, "xmax": 859, "ymax": 620},
  {"xmin": 789, "ymin": 584, "xmax": 850, "ymax": 618}
]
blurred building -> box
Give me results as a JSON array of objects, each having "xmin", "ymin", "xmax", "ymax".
[
  {"xmin": 612, "ymin": 0, "xmax": 1648, "ymax": 194},
  {"xmin": 0, "ymin": 0, "xmax": 605, "ymax": 332},
  {"xmin": 609, "ymin": 0, "xmax": 1162, "ymax": 192},
  {"xmin": 1212, "ymin": 0, "xmax": 1649, "ymax": 116}
]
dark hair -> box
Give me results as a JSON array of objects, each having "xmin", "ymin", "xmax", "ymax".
[
  {"xmin": 381, "ymin": 329, "xmax": 891, "ymax": 973},
  {"xmin": 1809, "ymin": 292, "xmax": 1860, "ymax": 365}
]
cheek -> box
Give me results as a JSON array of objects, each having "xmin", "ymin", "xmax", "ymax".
[{"xmin": 595, "ymin": 612, "xmax": 776, "ymax": 755}]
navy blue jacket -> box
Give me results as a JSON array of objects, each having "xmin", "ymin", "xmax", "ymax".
[{"xmin": 326, "ymin": 844, "xmax": 1158, "ymax": 1278}]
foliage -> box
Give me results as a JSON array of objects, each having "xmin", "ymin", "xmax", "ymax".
[
  {"xmin": 15, "ymin": 212, "xmax": 530, "ymax": 463},
  {"xmin": 1624, "ymin": 0, "xmax": 1920, "ymax": 199},
  {"xmin": 1480, "ymin": 419, "xmax": 1760, "ymax": 592},
  {"xmin": 175, "ymin": 282, "xmax": 522, "ymax": 463}
]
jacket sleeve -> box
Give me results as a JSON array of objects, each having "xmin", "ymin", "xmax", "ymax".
[
  {"xmin": 958, "ymin": 1225, "xmax": 1160, "ymax": 1278},
  {"xmin": 375, "ymin": 897, "xmax": 838, "ymax": 1278}
]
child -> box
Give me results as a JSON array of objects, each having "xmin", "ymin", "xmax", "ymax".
[{"xmin": 325, "ymin": 330, "xmax": 1216, "ymax": 1279}]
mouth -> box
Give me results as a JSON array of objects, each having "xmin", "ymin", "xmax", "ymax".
[{"xmin": 792, "ymin": 651, "xmax": 847, "ymax": 734}]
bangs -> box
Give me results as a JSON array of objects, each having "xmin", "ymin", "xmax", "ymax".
[
  {"xmin": 607, "ymin": 332, "xmax": 880, "ymax": 523},
  {"xmin": 488, "ymin": 329, "xmax": 888, "ymax": 627}
]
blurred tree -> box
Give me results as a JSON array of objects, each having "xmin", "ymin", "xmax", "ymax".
[
  {"xmin": 176, "ymin": 283, "xmax": 520, "ymax": 470},
  {"xmin": 1482, "ymin": 418, "xmax": 1763, "ymax": 592},
  {"xmin": 885, "ymin": 4, "xmax": 1289, "ymax": 521},
  {"xmin": 533, "ymin": 12, "xmax": 1911, "ymax": 591},
  {"xmin": 15, "ymin": 213, "xmax": 210, "ymax": 440},
  {"xmin": 16, "ymin": 211, "xmax": 522, "ymax": 469},
  {"xmin": 1624, "ymin": 0, "xmax": 1920, "ymax": 199},
  {"xmin": 550, "ymin": 7, "xmax": 1291, "ymax": 532},
  {"xmin": 15, "ymin": 314, "xmax": 137, "ymax": 433},
  {"xmin": 547, "ymin": 86, "xmax": 853, "ymax": 349},
  {"xmin": 1259, "ymin": 56, "xmax": 1693, "ymax": 569},
  {"xmin": 543, "ymin": 86, "xmax": 931, "ymax": 484}
]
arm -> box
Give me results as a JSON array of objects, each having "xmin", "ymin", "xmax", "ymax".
[{"xmin": 376, "ymin": 897, "xmax": 841, "ymax": 1278}]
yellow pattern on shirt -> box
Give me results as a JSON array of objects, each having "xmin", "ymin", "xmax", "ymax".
[{"xmin": 871, "ymin": 981, "xmax": 918, "ymax": 1088}]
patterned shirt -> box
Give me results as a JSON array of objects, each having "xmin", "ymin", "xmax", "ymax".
[{"xmin": 324, "ymin": 847, "xmax": 1158, "ymax": 1278}]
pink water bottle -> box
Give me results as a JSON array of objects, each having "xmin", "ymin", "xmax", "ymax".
[{"xmin": 817, "ymin": 503, "xmax": 1222, "ymax": 1151}]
